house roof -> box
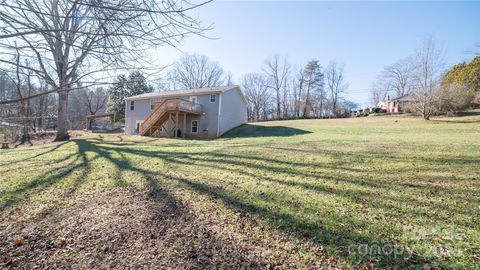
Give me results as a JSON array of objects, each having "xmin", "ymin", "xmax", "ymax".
[{"xmin": 125, "ymin": 86, "xmax": 246, "ymax": 103}]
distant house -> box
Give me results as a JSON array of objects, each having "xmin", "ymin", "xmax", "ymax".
[
  {"xmin": 378, "ymin": 94, "xmax": 415, "ymax": 113},
  {"xmin": 124, "ymin": 86, "xmax": 248, "ymax": 138}
]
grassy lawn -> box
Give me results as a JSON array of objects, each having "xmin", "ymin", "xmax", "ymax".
[{"xmin": 1, "ymin": 114, "xmax": 479, "ymax": 269}]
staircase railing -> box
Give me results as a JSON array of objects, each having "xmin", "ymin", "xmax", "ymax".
[
  {"xmin": 140, "ymin": 98, "xmax": 202, "ymax": 136},
  {"xmin": 140, "ymin": 99, "xmax": 168, "ymax": 135}
]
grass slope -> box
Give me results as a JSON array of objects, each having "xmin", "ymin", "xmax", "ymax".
[{"xmin": 1, "ymin": 114, "xmax": 479, "ymax": 269}]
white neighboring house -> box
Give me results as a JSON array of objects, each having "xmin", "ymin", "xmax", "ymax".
[{"xmin": 124, "ymin": 86, "xmax": 248, "ymax": 138}]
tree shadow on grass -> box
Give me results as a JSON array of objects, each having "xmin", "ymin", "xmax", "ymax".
[
  {"xmin": 83, "ymin": 138, "xmax": 479, "ymax": 223},
  {"xmin": 5, "ymin": 137, "xmax": 477, "ymax": 268},
  {"xmin": 222, "ymin": 124, "xmax": 312, "ymax": 138},
  {"xmin": 67, "ymin": 139, "xmax": 437, "ymax": 268},
  {"xmin": 67, "ymin": 140, "xmax": 273, "ymax": 268},
  {"xmin": 0, "ymin": 142, "xmax": 92, "ymax": 211},
  {"xmin": 432, "ymin": 118, "xmax": 480, "ymax": 124},
  {"xmin": 432, "ymin": 110, "xmax": 480, "ymax": 123},
  {"xmin": 453, "ymin": 111, "xmax": 480, "ymax": 117},
  {"xmin": 0, "ymin": 141, "xmax": 70, "ymax": 166},
  {"xmin": 1, "ymin": 139, "xmax": 265, "ymax": 268}
]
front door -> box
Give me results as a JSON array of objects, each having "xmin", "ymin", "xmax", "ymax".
[{"xmin": 135, "ymin": 120, "xmax": 143, "ymax": 134}]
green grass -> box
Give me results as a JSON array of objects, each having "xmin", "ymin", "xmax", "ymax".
[{"xmin": 1, "ymin": 114, "xmax": 479, "ymax": 268}]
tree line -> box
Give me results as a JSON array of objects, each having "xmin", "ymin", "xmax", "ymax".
[
  {"xmin": 158, "ymin": 54, "xmax": 354, "ymax": 121},
  {"xmin": 242, "ymin": 56, "xmax": 353, "ymax": 122},
  {"xmin": 4, "ymin": 41, "xmax": 479, "ymax": 145},
  {"xmin": 107, "ymin": 54, "xmax": 356, "ymax": 123},
  {"xmin": 0, "ymin": 1, "xmax": 478, "ymax": 142}
]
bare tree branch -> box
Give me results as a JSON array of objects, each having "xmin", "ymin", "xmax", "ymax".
[{"xmin": 0, "ymin": 0, "xmax": 211, "ymax": 140}]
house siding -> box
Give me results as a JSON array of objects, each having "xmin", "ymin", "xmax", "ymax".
[
  {"xmin": 185, "ymin": 94, "xmax": 219, "ymax": 138},
  {"xmin": 124, "ymin": 93, "xmax": 221, "ymax": 137},
  {"xmin": 125, "ymin": 99, "xmax": 154, "ymax": 134},
  {"xmin": 218, "ymin": 87, "xmax": 248, "ymax": 136}
]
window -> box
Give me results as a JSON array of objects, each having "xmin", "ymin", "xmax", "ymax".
[
  {"xmin": 150, "ymin": 101, "xmax": 155, "ymax": 110},
  {"xmin": 190, "ymin": 96, "xmax": 197, "ymax": 104},
  {"xmin": 210, "ymin": 94, "xmax": 216, "ymax": 102},
  {"xmin": 191, "ymin": 120, "xmax": 198, "ymax": 133},
  {"xmin": 130, "ymin": 101, "xmax": 135, "ymax": 111}
]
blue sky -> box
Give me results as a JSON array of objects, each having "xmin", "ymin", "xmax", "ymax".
[{"xmin": 154, "ymin": 1, "xmax": 480, "ymax": 106}]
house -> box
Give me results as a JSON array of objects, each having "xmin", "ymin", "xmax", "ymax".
[
  {"xmin": 378, "ymin": 94, "xmax": 415, "ymax": 113},
  {"xmin": 124, "ymin": 86, "xmax": 248, "ymax": 138}
]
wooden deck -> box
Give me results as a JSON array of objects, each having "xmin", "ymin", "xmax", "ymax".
[{"xmin": 140, "ymin": 98, "xmax": 202, "ymax": 138}]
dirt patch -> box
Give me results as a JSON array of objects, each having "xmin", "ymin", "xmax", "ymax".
[
  {"xmin": 8, "ymin": 131, "xmax": 86, "ymax": 148},
  {"xmin": 0, "ymin": 187, "xmax": 337, "ymax": 269}
]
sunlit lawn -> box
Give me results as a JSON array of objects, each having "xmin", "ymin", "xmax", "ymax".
[{"xmin": 1, "ymin": 114, "xmax": 479, "ymax": 269}]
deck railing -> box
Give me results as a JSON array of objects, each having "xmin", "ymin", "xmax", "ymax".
[{"xmin": 161, "ymin": 98, "xmax": 203, "ymax": 114}]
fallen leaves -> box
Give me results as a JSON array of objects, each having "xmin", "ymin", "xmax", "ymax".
[
  {"xmin": 0, "ymin": 187, "xmax": 339, "ymax": 269},
  {"xmin": 12, "ymin": 238, "xmax": 23, "ymax": 246}
]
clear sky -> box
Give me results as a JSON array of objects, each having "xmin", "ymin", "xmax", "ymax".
[{"xmin": 153, "ymin": 0, "xmax": 480, "ymax": 106}]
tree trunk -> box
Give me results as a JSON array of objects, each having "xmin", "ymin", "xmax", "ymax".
[
  {"xmin": 333, "ymin": 99, "xmax": 337, "ymax": 117},
  {"xmin": 54, "ymin": 90, "xmax": 70, "ymax": 141},
  {"xmin": 276, "ymin": 89, "xmax": 281, "ymax": 120},
  {"xmin": 303, "ymin": 86, "xmax": 310, "ymax": 118},
  {"xmin": 20, "ymin": 100, "xmax": 31, "ymax": 144},
  {"xmin": 38, "ymin": 97, "xmax": 44, "ymax": 131}
]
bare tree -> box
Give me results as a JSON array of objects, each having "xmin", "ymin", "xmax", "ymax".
[
  {"xmin": 325, "ymin": 61, "xmax": 348, "ymax": 116},
  {"xmin": 12, "ymin": 50, "xmax": 34, "ymax": 144},
  {"xmin": 81, "ymin": 87, "xmax": 108, "ymax": 115},
  {"xmin": 282, "ymin": 78, "xmax": 295, "ymax": 119},
  {"xmin": 292, "ymin": 67, "xmax": 305, "ymax": 118},
  {"xmin": 371, "ymin": 57, "xmax": 413, "ymax": 107},
  {"xmin": 383, "ymin": 58, "xmax": 414, "ymax": 97},
  {"xmin": 167, "ymin": 54, "xmax": 225, "ymax": 89},
  {"xmin": 370, "ymin": 79, "xmax": 391, "ymax": 106},
  {"xmin": 263, "ymin": 55, "xmax": 290, "ymax": 119},
  {"xmin": 437, "ymin": 83, "xmax": 474, "ymax": 114},
  {"xmin": 0, "ymin": 0, "xmax": 211, "ymax": 141},
  {"xmin": 410, "ymin": 38, "xmax": 445, "ymax": 120},
  {"xmin": 30, "ymin": 83, "xmax": 56, "ymax": 132},
  {"xmin": 241, "ymin": 73, "xmax": 271, "ymax": 121},
  {"xmin": 370, "ymin": 56, "xmax": 414, "ymax": 108},
  {"xmin": 225, "ymin": 72, "xmax": 235, "ymax": 86}
]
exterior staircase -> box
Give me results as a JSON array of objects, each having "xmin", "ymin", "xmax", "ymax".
[{"xmin": 140, "ymin": 98, "xmax": 202, "ymax": 137}]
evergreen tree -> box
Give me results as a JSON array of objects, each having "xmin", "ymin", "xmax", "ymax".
[
  {"xmin": 107, "ymin": 75, "xmax": 128, "ymax": 122},
  {"xmin": 302, "ymin": 60, "xmax": 324, "ymax": 117},
  {"xmin": 127, "ymin": 71, "xmax": 154, "ymax": 96},
  {"xmin": 107, "ymin": 71, "xmax": 154, "ymax": 122}
]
